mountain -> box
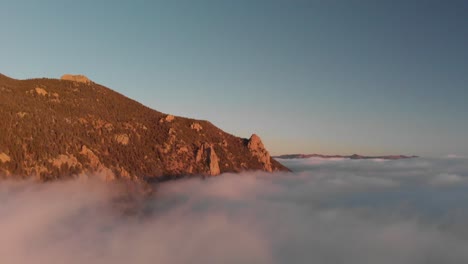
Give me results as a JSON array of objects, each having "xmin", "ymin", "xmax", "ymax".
[
  {"xmin": 0, "ymin": 73, "xmax": 289, "ymax": 181},
  {"xmin": 274, "ymin": 154, "xmax": 418, "ymax": 160}
]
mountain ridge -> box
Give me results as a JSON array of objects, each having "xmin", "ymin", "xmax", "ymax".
[{"xmin": 0, "ymin": 73, "xmax": 289, "ymax": 181}]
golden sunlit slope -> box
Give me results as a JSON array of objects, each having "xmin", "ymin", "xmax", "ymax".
[{"xmin": 0, "ymin": 73, "xmax": 288, "ymax": 181}]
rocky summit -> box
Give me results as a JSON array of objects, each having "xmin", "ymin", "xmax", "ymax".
[
  {"xmin": 0, "ymin": 73, "xmax": 289, "ymax": 181},
  {"xmin": 60, "ymin": 74, "xmax": 92, "ymax": 84}
]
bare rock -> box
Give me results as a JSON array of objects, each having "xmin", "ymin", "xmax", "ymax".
[
  {"xmin": 16, "ymin": 112, "xmax": 27, "ymax": 118},
  {"xmin": 196, "ymin": 143, "xmax": 220, "ymax": 176},
  {"xmin": 80, "ymin": 145, "xmax": 100, "ymax": 167},
  {"xmin": 220, "ymin": 139, "xmax": 228, "ymax": 147},
  {"xmin": 247, "ymin": 134, "xmax": 273, "ymax": 172},
  {"xmin": 80, "ymin": 145, "xmax": 115, "ymax": 181},
  {"xmin": 165, "ymin": 115, "xmax": 175, "ymax": 122},
  {"xmin": 118, "ymin": 166, "xmax": 132, "ymax": 179},
  {"xmin": 195, "ymin": 144, "xmax": 205, "ymax": 163},
  {"xmin": 191, "ymin": 122, "xmax": 203, "ymax": 132},
  {"xmin": 177, "ymin": 146, "xmax": 189, "ymax": 154},
  {"xmin": 114, "ymin": 134, "xmax": 130, "ymax": 145},
  {"xmin": 0, "ymin": 153, "xmax": 11, "ymax": 163},
  {"xmin": 35, "ymin": 87, "xmax": 48, "ymax": 96},
  {"xmin": 61, "ymin": 74, "xmax": 91, "ymax": 84},
  {"xmin": 0, "ymin": 86, "xmax": 11, "ymax": 92},
  {"xmin": 49, "ymin": 154, "xmax": 80, "ymax": 168},
  {"xmin": 159, "ymin": 115, "xmax": 175, "ymax": 123},
  {"xmin": 208, "ymin": 146, "xmax": 220, "ymax": 175}
]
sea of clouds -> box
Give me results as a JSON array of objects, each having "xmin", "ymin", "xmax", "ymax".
[{"xmin": 1, "ymin": 156, "xmax": 468, "ymax": 264}]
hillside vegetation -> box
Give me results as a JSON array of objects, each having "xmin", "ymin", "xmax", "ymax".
[{"xmin": 0, "ymin": 73, "xmax": 288, "ymax": 181}]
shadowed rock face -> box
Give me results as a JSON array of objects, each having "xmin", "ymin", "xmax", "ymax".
[{"xmin": 0, "ymin": 73, "xmax": 289, "ymax": 181}]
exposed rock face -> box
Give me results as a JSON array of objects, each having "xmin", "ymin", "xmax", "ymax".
[
  {"xmin": 165, "ymin": 115, "xmax": 175, "ymax": 122},
  {"xmin": 49, "ymin": 154, "xmax": 80, "ymax": 168},
  {"xmin": 160, "ymin": 115, "xmax": 175, "ymax": 123},
  {"xmin": 61, "ymin": 74, "xmax": 91, "ymax": 84},
  {"xmin": 247, "ymin": 134, "xmax": 273, "ymax": 172},
  {"xmin": 16, "ymin": 112, "xmax": 27, "ymax": 118},
  {"xmin": 208, "ymin": 147, "xmax": 221, "ymax": 175},
  {"xmin": 191, "ymin": 122, "xmax": 203, "ymax": 132},
  {"xmin": 114, "ymin": 134, "xmax": 130, "ymax": 145},
  {"xmin": 80, "ymin": 145, "xmax": 100, "ymax": 167},
  {"xmin": 80, "ymin": 145, "xmax": 115, "ymax": 181},
  {"xmin": 196, "ymin": 143, "xmax": 221, "ymax": 176},
  {"xmin": 0, "ymin": 153, "xmax": 11, "ymax": 163},
  {"xmin": 0, "ymin": 73, "xmax": 289, "ymax": 181},
  {"xmin": 35, "ymin": 87, "xmax": 48, "ymax": 96}
]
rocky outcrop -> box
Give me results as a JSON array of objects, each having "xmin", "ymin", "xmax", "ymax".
[
  {"xmin": 208, "ymin": 147, "xmax": 220, "ymax": 175},
  {"xmin": 191, "ymin": 122, "xmax": 203, "ymax": 132},
  {"xmin": 80, "ymin": 145, "xmax": 115, "ymax": 181},
  {"xmin": 196, "ymin": 143, "xmax": 221, "ymax": 176},
  {"xmin": 0, "ymin": 153, "xmax": 11, "ymax": 163},
  {"xmin": 35, "ymin": 87, "xmax": 48, "ymax": 96},
  {"xmin": 80, "ymin": 145, "xmax": 100, "ymax": 167},
  {"xmin": 114, "ymin": 134, "xmax": 130, "ymax": 145},
  {"xmin": 16, "ymin": 112, "xmax": 27, "ymax": 118},
  {"xmin": 49, "ymin": 154, "xmax": 80, "ymax": 169},
  {"xmin": 165, "ymin": 115, "xmax": 175, "ymax": 122},
  {"xmin": 247, "ymin": 134, "xmax": 273, "ymax": 172},
  {"xmin": 61, "ymin": 74, "xmax": 91, "ymax": 84},
  {"xmin": 160, "ymin": 115, "xmax": 175, "ymax": 123}
]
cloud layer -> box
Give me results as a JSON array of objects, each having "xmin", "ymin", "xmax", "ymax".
[{"xmin": 2, "ymin": 157, "xmax": 468, "ymax": 264}]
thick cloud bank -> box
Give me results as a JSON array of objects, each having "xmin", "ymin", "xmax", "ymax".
[{"xmin": 2, "ymin": 157, "xmax": 468, "ymax": 264}]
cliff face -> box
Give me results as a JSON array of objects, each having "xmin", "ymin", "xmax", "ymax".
[{"xmin": 0, "ymin": 73, "xmax": 289, "ymax": 181}]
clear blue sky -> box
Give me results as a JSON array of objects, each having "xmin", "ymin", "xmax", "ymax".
[{"xmin": 1, "ymin": 0, "xmax": 467, "ymax": 157}]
